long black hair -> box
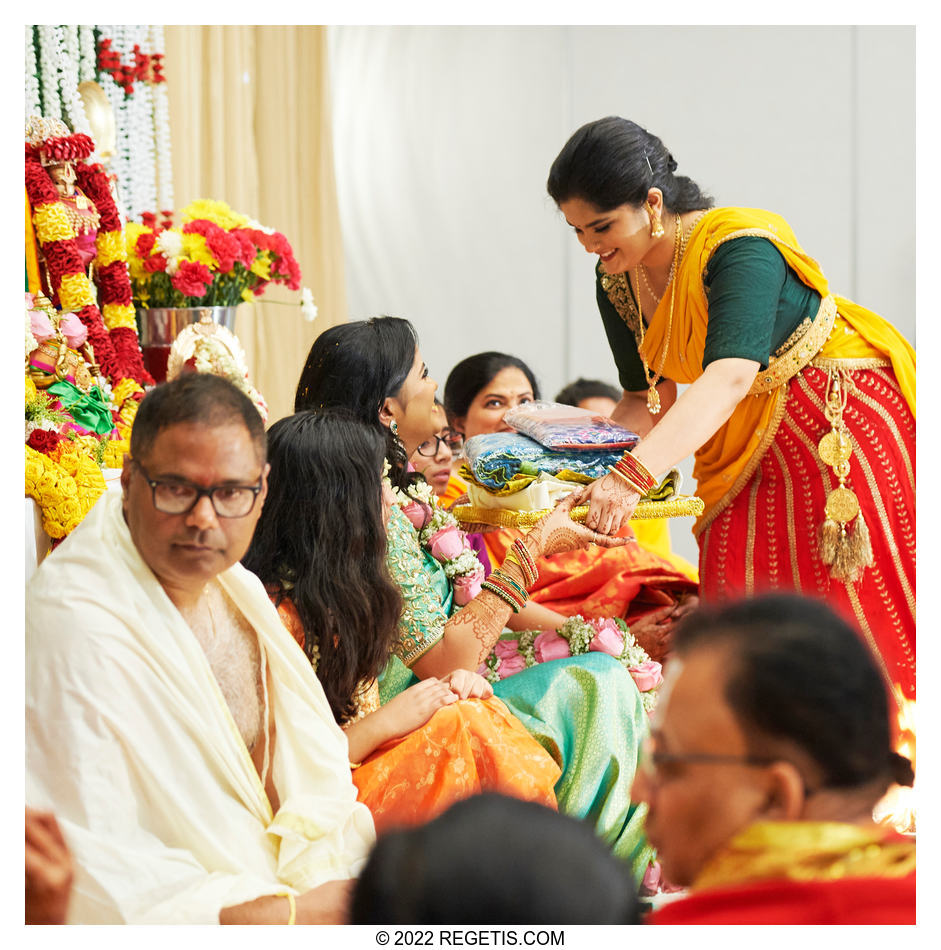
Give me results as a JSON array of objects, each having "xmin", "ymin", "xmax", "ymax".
[
  {"xmin": 242, "ymin": 409, "xmax": 402, "ymax": 725},
  {"xmin": 443, "ymin": 351, "xmax": 540, "ymax": 434},
  {"xmin": 673, "ymin": 593, "xmax": 914, "ymax": 793},
  {"xmin": 294, "ymin": 316, "xmax": 418, "ymax": 489},
  {"xmin": 547, "ymin": 116, "xmax": 714, "ymax": 215}
]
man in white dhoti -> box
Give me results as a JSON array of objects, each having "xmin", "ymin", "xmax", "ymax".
[{"xmin": 26, "ymin": 374, "xmax": 375, "ymax": 923}]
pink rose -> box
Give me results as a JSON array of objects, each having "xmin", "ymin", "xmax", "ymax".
[
  {"xmin": 497, "ymin": 654, "xmax": 527, "ymax": 679},
  {"xmin": 452, "ymin": 565, "xmax": 485, "ymax": 606},
  {"xmin": 58, "ymin": 312, "xmax": 88, "ymax": 348},
  {"xmin": 589, "ymin": 620, "xmax": 624, "ymax": 657},
  {"xmin": 428, "ymin": 524, "xmax": 466, "ymax": 562},
  {"xmin": 493, "ymin": 638, "xmax": 519, "ymax": 659},
  {"xmin": 628, "ymin": 660, "xmax": 663, "ymax": 692},
  {"xmin": 29, "ymin": 309, "xmax": 55, "ymax": 344},
  {"xmin": 640, "ymin": 861, "xmax": 662, "ymax": 896},
  {"xmin": 400, "ymin": 500, "xmax": 432, "ymax": 532},
  {"xmin": 534, "ymin": 630, "xmax": 572, "ymax": 664}
]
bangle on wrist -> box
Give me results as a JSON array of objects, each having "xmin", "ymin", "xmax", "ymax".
[
  {"xmin": 277, "ymin": 892, "xmax": 296, "ymax": 925},
  {"xmin": 607, "ymin": 464, "xmax": 646, "ymax": 495}
]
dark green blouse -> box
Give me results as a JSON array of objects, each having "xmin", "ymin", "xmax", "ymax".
[{"xmin": 595, "ymin": 236, "xmax": 822, "ymax": 393}]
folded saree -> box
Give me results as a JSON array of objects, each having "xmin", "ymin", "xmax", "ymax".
[
  {"xmin": 502, "ymin": 400, "xmax": 639, "ymax": 450},
  {"xmin": 464, "ymin": 432, "xmax": 623, "ymax": 489}
]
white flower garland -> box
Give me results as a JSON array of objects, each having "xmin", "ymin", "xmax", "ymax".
[
  {"xmin": 149, "ymin": 25, "xmax": 174, "ymax": 211},
  {"xmin": 78, "ymin": 26, "xmax": 96, "ymax": 83},
  {"xmin": 126, "ymin": 25, "xmax": 156, "ymax": 219},
  {"xmin": 58, "ymin": 25, "xmax": 92, "ymax": 137},
  {"xmin": 37, "ymin": 26, "xmax": 62, "ymax": 121},
  {"xmin": 99, "ymin": 24, "xmax": 132, "ymax": 219},
  {"xmin": 25, "ymin": 27, "xmax": 41, "ymax": 118}
]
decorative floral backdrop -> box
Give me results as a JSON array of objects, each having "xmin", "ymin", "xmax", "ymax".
[{"xmin": 26, "ymin": 25, "xmax": 174, "ymax": 221}]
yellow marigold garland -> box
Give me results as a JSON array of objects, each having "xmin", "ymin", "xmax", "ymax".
[
  {"xmin": 32, "ymin": 202, "xmax": 75, "ymax": 243},
  {"xmin": 58, "ymin": 272, "xmax": 97, "ymax": 311},
  {"xmin": 102, "ymin": 302, "xmax": 138, "ymax": 331},
  {"xmin": 95, "ymin": 229, "xmax": 127, "ymax": 267},
  {"xmin": 26, "ymin": 445, "xmax": 85, "ymax": 538}
]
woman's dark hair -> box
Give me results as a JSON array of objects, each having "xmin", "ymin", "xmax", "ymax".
[
  {"xmin": 555, "ymin": 377, "xmax": 621, "ymax": 407},
  {"xmin": 294, "ymin": 316, "xmax": 418, "ymax": 488},
  {"xmin": 443, "ymin": 352, "xmax": 540, "ymax": 432},
  {"xmin": 547, "ymin": 116, "xmax": 714, "ymax": 215},
  {"xmin": 351, "ymin": 793, "xmax": 639, "ymax": 924},
  {"xmin": 130, "ymin": 373, "xmax": 266, "ymax": 462},
  {"xmin": 673, "ymin": 593, "xmax": 914, "ymax": 792},
  {"xmin": 241, "ymin": 409, "xmax": 401, "ymax": 725}
]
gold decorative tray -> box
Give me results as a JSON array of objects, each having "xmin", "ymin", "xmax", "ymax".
[{"xmin": 453, "ymin": 495, "xmax": 703, "ymax": 529}]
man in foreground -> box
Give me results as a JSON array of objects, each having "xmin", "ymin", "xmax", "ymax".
[
  {"xmin": 636, "ymin": 594, "xmax": 915, "ymax": 924},
  {"xmin": 26, "ymin": 375, "xmax": 374, "ymax": 923}
]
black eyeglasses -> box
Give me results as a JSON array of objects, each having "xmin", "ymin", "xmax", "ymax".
[
  {"xmin": 133, "ymin": 459, "xmax": 264, "ymax": 518},
  {"xmin": 638, "ymin": 735, "xmax": 778, "ymax": 783},
  {"xmin": 415, "ymin": 431, "xmax": 463, "ymax": 457}
]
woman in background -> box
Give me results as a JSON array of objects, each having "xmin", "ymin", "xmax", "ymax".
[{"xmin": 441, "ymin": 351, "xmax": 698, "ymax": 652}]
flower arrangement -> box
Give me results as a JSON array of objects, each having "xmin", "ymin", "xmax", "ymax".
[
  {"xmin": 125, "ymin": 199, "xmax": 302, "ymax": 309},
  {"xmin": 25, "ymin": 291, "xmax": 145, "ymax": 541},
  {"xmin": 480, "ymin": 615, "xmax": 663, "ymax": 712},
  {"xmin": 388, "ymin": 472, "xmax": 486, "ymax": 606},
  {"xmin": 25, "ymin": 115, "xmax": 152, "ymax": 386}
]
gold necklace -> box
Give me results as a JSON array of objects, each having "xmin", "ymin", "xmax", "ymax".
[{"xmin": 634, "ymin": 214, "xmax": 682, "ymax": 415}]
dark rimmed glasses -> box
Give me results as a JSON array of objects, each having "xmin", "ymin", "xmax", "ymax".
[
  {"xmin": 415, "ymin": 430, "xmax": 464, "ymax": 457},
  {"xmin": 133, "ymin": 459, "xmax": 264, "ymax": 518},
  {"xmin": 638, "ymin": 734, "xmax": 780, "ymax": 784}
]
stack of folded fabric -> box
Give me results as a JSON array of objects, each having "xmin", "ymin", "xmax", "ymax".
[{"xmin": 453, "ymin": 401, "xmax": 703, "ymax": 527}]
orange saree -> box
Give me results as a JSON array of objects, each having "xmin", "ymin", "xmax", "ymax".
[{"xmin": 274, "ymin": 597, "xmax": 560, "ymax": 834}]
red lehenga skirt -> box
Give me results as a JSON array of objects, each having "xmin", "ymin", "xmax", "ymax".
[{"xmin": 698, "ymin": 364, "xmax": 915, "ymax": 700}]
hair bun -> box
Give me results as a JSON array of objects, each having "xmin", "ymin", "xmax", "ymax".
[{"xmin": 887, "ymin": 751, "xmax": 915, "ymax": 788}]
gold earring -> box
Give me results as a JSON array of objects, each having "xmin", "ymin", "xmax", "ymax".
[{"xmin": 645, "ymin": 201, "xmax": 665, "ymax": 239}]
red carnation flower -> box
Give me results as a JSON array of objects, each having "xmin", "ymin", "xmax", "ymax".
[
  {"xmin": 141, "ymin": 211, "xmax": 158, "ymax": 229},
  {"xmin": 143, "ymin": 253, "xmax": 168, "ymax": 273},
  {"xmin": 171, "ymin": 260, "xmax": 212, "ymax": 298},
  {"xmin": 27, "ymin": 429, "xmax": 63, "ymax": 454},
  {"xmin": 136, "ymin": 232, "xmax": 157, "ymax": 256}
]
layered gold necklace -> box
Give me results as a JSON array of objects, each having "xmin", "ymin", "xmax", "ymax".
[{"xmin": 633, "ymin": 213, "xmax": 682, "ymax": 415}]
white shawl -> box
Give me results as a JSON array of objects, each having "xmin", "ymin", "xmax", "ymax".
[{"xmin": 26, "ymin": 491, "xmax": 375, "ymax": 923}]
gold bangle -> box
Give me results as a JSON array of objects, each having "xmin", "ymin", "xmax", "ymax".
[{"xmin": 279, "ymin": 891, "xmax": 296, "ymax": 925}]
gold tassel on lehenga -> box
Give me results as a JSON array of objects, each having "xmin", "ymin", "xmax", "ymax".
[{"xmin": 817, "ymin": 369, "xmax": 874, "ymax": 582}]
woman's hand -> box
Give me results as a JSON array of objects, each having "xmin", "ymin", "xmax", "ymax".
[
  {"xmin": 446, "ymin": 668, "xmax": 494, "ymax": 700},
  {"xmin": 569, "ymin": 471, "xmax": 641, "ymax": 538},
  {"xmin": 380, "ymin": 677, "xmax": 459, "ymax": 739},
  {"xmin": 525, "ymin": 491, "xmax": 631, "ymax": 557}
]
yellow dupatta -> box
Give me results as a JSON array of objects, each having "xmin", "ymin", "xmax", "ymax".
[{"xmin": 634, "ymin": 207, "xmax": 916, "ymax": 534}]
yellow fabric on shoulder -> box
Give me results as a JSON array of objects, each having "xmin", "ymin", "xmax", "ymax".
[{"xmin": 640, "ymin": 207, "xmax": 915, "ymax": 533}]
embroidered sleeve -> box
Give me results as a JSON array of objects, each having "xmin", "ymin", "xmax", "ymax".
[{"xmin": 385, "ymin": 505, "xmax": 449, "ymax": 667}]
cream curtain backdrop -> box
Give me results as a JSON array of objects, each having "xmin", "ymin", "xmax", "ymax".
[{"xmin": 163, "ymin": 25, "xmax": 346, "ymax": 423}]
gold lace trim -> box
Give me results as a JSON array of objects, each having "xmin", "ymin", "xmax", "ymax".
[{"xmin": 748, "ymin": 294, "xmax": 838, "ymax": 394}]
